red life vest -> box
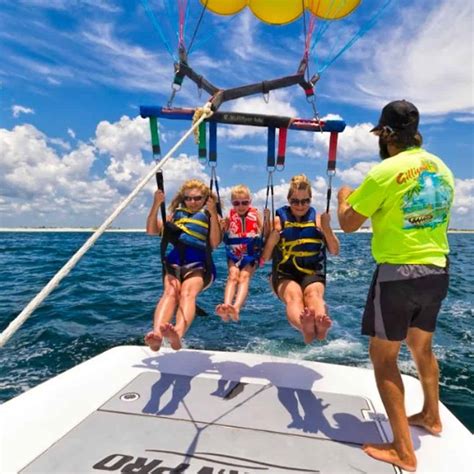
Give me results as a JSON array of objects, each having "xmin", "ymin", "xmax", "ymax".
[{"xmin": 225, "ymin": 207, "xmax": 260, "ymax": 260}]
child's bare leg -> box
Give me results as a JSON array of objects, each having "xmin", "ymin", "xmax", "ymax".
[
  {"xmin": 145, "ymin": 275, "xmax": 180, "ymax": 351},
  {"xmin": 216, "ymin": 263, "xmax": 239, "ymax": 321},
  {"xmin": 166, "ymin": 272, "xmax": 204, "ymax": 350},
  {"xmin": 304, "ymin": 282, "xmax": 332, "ymax": 340},
  {"xmin": 230, "ymin": 264, "xmax": 256, "ymax": 321},
  {"xmin": 279, "ymin": 280, "xmax": 315, "ymax": 344}
]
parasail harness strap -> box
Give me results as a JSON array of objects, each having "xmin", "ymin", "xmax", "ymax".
[{"xmin": 326, "ymin": 132, "xmax": 338, "ymax": 213}]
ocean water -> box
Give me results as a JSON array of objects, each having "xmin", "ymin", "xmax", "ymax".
[{"xmin": 0, "ymin": 231, "xmax": 472, "ymax": 432}]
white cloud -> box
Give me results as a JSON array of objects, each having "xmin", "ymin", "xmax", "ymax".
[
  {"xmin": 2, "ymin": 11, "xmax": 173, "ymax": 96},
  {"xmin": 95, "ymin": 115, "xmax": 149, "ymax": 158},
  {"xmin": 49, "ymin": 137, "xmax": 71, "ymax": 150},
  {"xmin": 0, "ymin": 124, "xmax": 104, "ymax": 217},
  {"xmin": 95, "ymin": 115, "xmax": 209, "ymax": 197},
  {"xmin": 17, "ymin": 0, "xmax": 121, "ymax": 13},
  {"xmin": 230, "ymin": 90, "xmax": 298, "ymax": 117},
  {"xmin": 312, "ymin": 120, "xmax": 378, "ymax": 161},
  {"xmin": 224, "ymin": 9, "xmax": 294, "ymax": 70},
  {"xmin": 337, "ymin": 161, "xmax": 378, "ymax": 185},
  {"xmin": 231, "ymin": 163, "xmax": 259, "ymax": 172},
  {"xmin": 12, "ymin": 105, "xmax": 34, "ymax": 118},
  {"xmin": 453, "ymin": 178, "xmax": 474, "ymax": 218},
  {"xmin": 287, "ymin": 146, "xmax": 322, "ymax": 159},
  {"xmin": 326, "ymin": 1, "xmax": 474, "ymax": 116},
  {"xmin": 454, "ymin": 115, "xmax": 474, "ymax": 123},
  {"xmin": 228, "ymin": 10, "xmax": 260, "ymax": 62},
  {"xmin": 0, "ymin": 117, "xmax": 211, "ymax": 227},
  {"xmin": 229, "ymin": 145, "xmax": 267, "ymax": 154},
  {"xmin": 67, "ymin": 128, "xmax": 76, "ymax": 139}
]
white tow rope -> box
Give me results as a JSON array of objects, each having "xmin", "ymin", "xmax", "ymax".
[{"xmin": 0, "ymin": 103, "xmax": 213, "ymax": 348}]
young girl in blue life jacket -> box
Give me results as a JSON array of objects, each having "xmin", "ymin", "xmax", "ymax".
[
  {"xmin": 144, "ymin": 179, "xmax": 222, "ymax": 351},
  {"xmin": 260, "ymin": 174, "xmax": 340, "ymax": 344},
  {"xmin": 215, "ymin": 184, "xmax": 269, "ymax": 322}
]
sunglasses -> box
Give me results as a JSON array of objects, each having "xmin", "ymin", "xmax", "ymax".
[
  {"xmin": 289, "ymin": 198, "xmax": 311, "ymax": 206},
  {"xmin": 232, "ymin": 200, "xmax": 250, "ymax": 207},
  {"xmin": 183, "ymin": 196, "xmax": 204, "ymax": 202}
]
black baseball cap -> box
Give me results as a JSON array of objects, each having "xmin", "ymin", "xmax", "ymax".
[{"xmin": 370, "ymin": 100, "xmax": 419, "ymax": 134}]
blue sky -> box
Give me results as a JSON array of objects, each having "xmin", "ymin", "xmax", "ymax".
[{"xmin": 1, "ymin": 0, "xmax": 473, "ymax": 229}]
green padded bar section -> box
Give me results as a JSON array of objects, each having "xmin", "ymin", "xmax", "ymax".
[
  {"xmin": 149, "ymin": 116, "xmax": 161, "ymax": 155},
  {"xmin": 198, "ymin": 121, "xmax": 207, "ymax": 159}
]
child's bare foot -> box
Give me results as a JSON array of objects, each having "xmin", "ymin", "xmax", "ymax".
[
  {"xmin": 408, "ymin": 412, "xmax": 442, "ymax": 435},
  {"xmin": 215, "ymin": 304, "xmax": 230, "ymax": 322},
  {"xmin": 160, "ymin": 323, "xmax": 182, "ymax": 350},
  {"xmin": 228, "ymin": 305, "xmax": 240, "ymax": 322},
  {"xmin": 144, "ymin": 331, "xmax": 163, "ymax": 352},
  {"xmin": 362, "ymin": 442, "xmax": 417, "ymax": 472},
  {"xmin": 315, "ymin": 314, "xmax": 332, "ymax": 340},
  {"xmin": 300, "ymin": 307, "xmax": 316, "ymax": 344}
]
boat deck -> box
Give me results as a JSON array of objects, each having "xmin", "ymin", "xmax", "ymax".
[{"xmin": 0, "ymin": 346, "xmax": 471, "ymax": 473}]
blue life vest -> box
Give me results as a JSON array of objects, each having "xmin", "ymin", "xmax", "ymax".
[
  {"xmin": 172, "ymin": 207, "xmax": 209, "ymax": 250},
  {"xmin": 275, "ymin": 206, "xmax": 326, "ymax": 276},
  {"xmin": 160, "ymin": 206, "xmax": 215, "ymax": 289}
]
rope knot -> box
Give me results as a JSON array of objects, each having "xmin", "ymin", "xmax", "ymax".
[{"xmin": 192, "ymin": 102, "xmax": 213, "ymax": 144}]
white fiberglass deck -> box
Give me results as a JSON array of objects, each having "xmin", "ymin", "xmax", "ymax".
[{"xmin": 0, "ymin": 346, "xmax": 471, "ymax": 473}]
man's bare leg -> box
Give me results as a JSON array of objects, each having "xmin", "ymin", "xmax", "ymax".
[
  {"xmin": 363, "ymin": 337, "xmax": 417, "ymax": 472},
  {"xmin": 145, "ymin": 275, "xmax": 180, "ymax": 351},
  {"xmin": 230, "ymin": 264, "xmax": 256, "ymax": 321},
  {"xmin": 406, "ymin": 327, "xmax": 442, "ymax": 435},
  {"xmin": 279, "ymin": 280, "xmax": 314, "ymax": 344},
  {"xmin": 304, "ymin": 283, "xmax": 332, "ymax": 340}
]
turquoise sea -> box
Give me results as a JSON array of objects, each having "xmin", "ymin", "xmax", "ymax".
[{"xmin": 0, "ymin": 231, "xmax": 472, "ymax": 431}]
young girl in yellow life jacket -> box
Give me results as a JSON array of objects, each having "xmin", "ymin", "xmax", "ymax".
[
  {"xmin": 215, "ymin": 184, "xmax": 269, "ymax": 322},
  {"xmin": 145, "ymin": 179, "xmax": 221, "ymax": 351},
  {"xmin": 260, "ymin": 175, "xmax": 340, "ymax": 344}
]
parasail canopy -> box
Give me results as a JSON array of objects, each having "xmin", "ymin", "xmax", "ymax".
[{"xmin": 200, "ymin": 0, "xmax": 361, "ymax": 25}]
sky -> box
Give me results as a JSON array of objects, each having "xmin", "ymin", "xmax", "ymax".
[{"xmin": 1, "ymin": 0, "xmax": 473, "ymax": 229}]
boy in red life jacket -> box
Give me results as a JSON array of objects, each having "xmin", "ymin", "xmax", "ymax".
[{"xmin": 216, "ymin": 185, "xmax": 268, "ymax": 322}]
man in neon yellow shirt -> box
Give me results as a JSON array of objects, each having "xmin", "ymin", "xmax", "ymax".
[{"xmin": 337, "ymin": 100, "xmax": 454, "ymax": 472}]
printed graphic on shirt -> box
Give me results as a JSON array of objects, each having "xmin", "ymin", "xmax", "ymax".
[{"xmin": 401, "ymin": 160, "xmax": 453, "ymax": 229}]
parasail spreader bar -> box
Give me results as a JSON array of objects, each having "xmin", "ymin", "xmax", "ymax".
[
  {"xmin": 140, "ymin": 106, "xmax": 346, "ymax": 133},
  {"xmin": 173, "ymin": 55, "xmax": 318, "ymax": 111}
]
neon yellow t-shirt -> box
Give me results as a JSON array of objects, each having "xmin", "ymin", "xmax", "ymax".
[{"xmin": 347, "ymin": 147, "xmax": 454, "ymax": 267}]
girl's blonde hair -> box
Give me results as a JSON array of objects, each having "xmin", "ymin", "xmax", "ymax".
[
  {"xmin": 169, "ymin": 179, "xmax": 212, "ymax": 213},
  {"xmin": 287, "ymin": 174, "xmax": 312, "ymax": 199},
  {"xmin": 231, "ymin": 184, "xmax": 251, "ymax": 199}
]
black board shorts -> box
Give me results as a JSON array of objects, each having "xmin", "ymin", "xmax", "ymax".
[
  {"xmin": 362, "ymin": 263, "xmax": 449, "ymax": 341},
  {"xmin": 164, "ymin": 261, "xmax": 214, "ymax": 291},
  {"xmin": 271, "ymin": 270, "xmax": 326, "ymax": 299}
]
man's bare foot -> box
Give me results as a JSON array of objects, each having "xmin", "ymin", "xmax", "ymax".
[
  {"xmin": 362, "ymin": 442, "xmax": 417, "ymax": 472},
  {"xmin": 215, "ymin": 304, "xmax": 230, "ymax": 322},
  {"xmin": 228, "ymin": 305, "xmax": 240, "ymax": 322},
  {"xmin": 144, "ymin": 331, "xmax": 163, "ymax": 352},
  {"xmin": 315, "ymin": 313, "xmax": 332, "ymax": 340},
  {"xmin": 300, "ymin": 307, "xmax": 316, "ymax": 344},
  {"xmin": 408, "ymin": 412, "xmax": 442, "ymax": 435},
  {"xmin": 160, "ymin": 323, "xmax": 182, "ymax": 350}
]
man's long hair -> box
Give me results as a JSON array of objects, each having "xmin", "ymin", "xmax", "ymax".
[{"xmin": 378, "ymin": 128, "xmax": 423, "ymax": 159}]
